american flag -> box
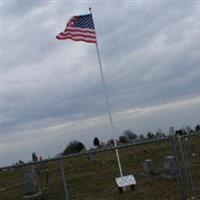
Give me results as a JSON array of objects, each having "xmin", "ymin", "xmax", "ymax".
[{"xmin": 56, "ymin": 14, "xmax": 96, "ymax": 43}]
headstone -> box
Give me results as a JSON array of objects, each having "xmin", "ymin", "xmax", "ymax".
[
  {"xmin": 143, "ymin": 159, "xmax": 156, "ymax": 176},
  {"xmin": 192, "ymin": 153, "xmax": 196, "ymax": 157},
  {"xmin": 163, "ymin": 156, "xmax": 177, "ymax": 179},
  {"xmin": 87, "ymin": 153, "xmax": 96, "ymax": 161},
  {"xmin": 0, "ymin": 188, "xmax": 6, "ymax": 192},
  {"xmin": 23, "ymin": 167, "xmax": 42, "ymax": 199}
]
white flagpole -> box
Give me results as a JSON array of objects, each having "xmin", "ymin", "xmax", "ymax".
[{"xmin": 89, "ymin": 8, "xmax": 123, "ymax": 177}]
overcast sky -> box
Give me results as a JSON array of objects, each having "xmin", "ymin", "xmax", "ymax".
[{"xmin": 1, "ymin": 1, "xmax": 200, "ymax": 166}]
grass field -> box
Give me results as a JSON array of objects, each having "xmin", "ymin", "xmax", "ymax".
[{"xmin": 0, "ymin": 134, "xmax": 199, "ymax": 200}]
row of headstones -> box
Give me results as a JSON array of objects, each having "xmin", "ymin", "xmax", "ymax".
[
  {"xmin": 88, "ymin": 153, "xmax": 177, "ymax": 179},
  {"xmin": 115, "ymin": 156, "xmax": 177, "ymax": 194},
  {"xmin": 22, "ymin": 155, "xmax": 177, "ymax": 199},
  {"xmin": 143, "ymin": 156, "xmax": 177, "ymax": 179}
]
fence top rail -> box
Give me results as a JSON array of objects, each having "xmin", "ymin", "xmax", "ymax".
[
  {"xmin": 1, "ymin": 132, "xmax": 199, "ymax": 171},
  {"xmin": 180, "ymin": 132, "xmax": 200, "ymax": 139}
]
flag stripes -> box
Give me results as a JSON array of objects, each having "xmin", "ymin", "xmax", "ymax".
[{"xmin": 56, "ymin": 14, "xmax": 96, "ymax": 43}]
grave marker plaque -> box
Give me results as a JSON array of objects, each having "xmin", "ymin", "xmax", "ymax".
[{"xmin": 115, "ymin": 175, "xmax": 136, "ymax": 193}]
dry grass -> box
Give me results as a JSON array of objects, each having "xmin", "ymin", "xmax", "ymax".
[{"xmin": 0, "ymin": 135, "xmax": 199, "ymax": 200}]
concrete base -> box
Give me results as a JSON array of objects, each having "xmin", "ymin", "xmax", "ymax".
[
  {"xmin": 118, "ymin": 185, "xmax": 135, "ymax": 194},
  {"xmin": 140, "ymin": 172, "xmax": 159, "ymax": 177}
]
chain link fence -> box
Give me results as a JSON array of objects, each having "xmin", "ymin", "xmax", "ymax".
[
  {"xmin": 0, "ymin": 134, "xmax": 199, "ymax": 200},
  {"xmin": 179, "ymin": 133, "xmax": 200, "ymax": 199}
]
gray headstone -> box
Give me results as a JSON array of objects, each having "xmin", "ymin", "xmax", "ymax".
[
  {"xmin": 163, "ymin": 156, "xmax": 177, "ymax": 178},
  {"xmin": 87, "ymin": 154, "xmax": 96, "ymax": 161},
  {"xmin": 23, "ymin": 167, "xmax": 39, "ymax": 195},
  {"xmin": 143, "ymin": 159, "xmax": 156, "ymax": 175}
]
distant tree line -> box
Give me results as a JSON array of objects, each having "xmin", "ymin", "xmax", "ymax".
[
  {"xmin": 4, "ymin": 123, "xmax": 200, "ymax": 169},
  {"xmin": 11, "ymin": 124, "xmax": 200, "ymax": 166},
  {"xmin": 61, "ymin": 124, "xmax": 200, "ymax": 155}
]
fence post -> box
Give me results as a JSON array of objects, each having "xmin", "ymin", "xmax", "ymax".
[
  {"xmin": 59, "ymin": 159, "xmax": 70, "ymax": 200},
  {"xmin": 169, "ymin": 134, "xmax": 187, "ymax": 200},
  {"xmin": 180, "ymin": 136, "xmax": 196, "ymax": 198},
  {"xmin": 178, "ymin": 136, "xmax": 192, "ymax": 197}
]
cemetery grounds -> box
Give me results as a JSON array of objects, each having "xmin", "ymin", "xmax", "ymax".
[{"xmin": 0, "ymin": 134, "xmax": 199, "ymax": 200}]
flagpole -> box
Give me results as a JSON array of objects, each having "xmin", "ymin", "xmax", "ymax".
[{"xmin": 89, "ymin": 7, "xmax": 123, "ymax": 177}]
